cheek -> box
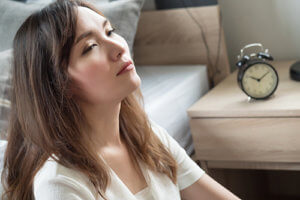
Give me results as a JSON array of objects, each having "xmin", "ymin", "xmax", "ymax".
[
  {"xmin": 69, "ymin": 57, "xmax": 112, "ymax": 95},
  {"xmin": 81, "ymin": 60, "xmax": 107, "ymax": 82}
]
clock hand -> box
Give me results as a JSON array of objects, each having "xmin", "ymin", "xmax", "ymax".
[
  {"xmin": 258, "ymin": 70, "xmax": 270, "ymax": 81},
  {"xmin": 247, "ymin": 76, "xmax": 260, "ymax": 81}
]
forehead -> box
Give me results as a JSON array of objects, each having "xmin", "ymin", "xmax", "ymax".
[{"xmin": 76, "ymin": 6, "xmax": 107, "ymax": 33}]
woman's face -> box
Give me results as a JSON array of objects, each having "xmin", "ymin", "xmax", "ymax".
[{"xmin": 68, "ymin": 6, "xmax": 141, "ymax": 105}]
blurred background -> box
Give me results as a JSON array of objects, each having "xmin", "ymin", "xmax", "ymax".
[{"xmin": 1, "ymin": 0, "xmax": 300, "ymax": 199}]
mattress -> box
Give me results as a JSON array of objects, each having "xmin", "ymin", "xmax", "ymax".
[{"xmin": 136, "ymin": 65, "xmax": 209, "ymax": 155}]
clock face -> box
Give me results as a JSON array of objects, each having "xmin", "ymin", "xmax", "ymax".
[{"xmin": 242, "ymin": 63, "xmax": 278, "ymax": 99}]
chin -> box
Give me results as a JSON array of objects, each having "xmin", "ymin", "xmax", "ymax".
[
  {"xmin": 129, "ymin": 74, "xmax": 141, "ymax": 92},
  {"xmin": 119, "ymin": 72, "xmax": 141, "ymax": 101}
]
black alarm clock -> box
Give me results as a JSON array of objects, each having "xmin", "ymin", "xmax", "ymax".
[{"xmin": 236, "ymin": 43, "xmax": 279, "ymax": 100}]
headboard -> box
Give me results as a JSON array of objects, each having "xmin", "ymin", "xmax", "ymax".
[{"xmin": 133, "ymin": 5, "xmax": 230, "ymax": 87}]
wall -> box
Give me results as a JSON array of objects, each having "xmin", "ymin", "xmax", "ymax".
[{"xmin": 219, "ymin": 0, "xmax": 300, "ymax": 71}]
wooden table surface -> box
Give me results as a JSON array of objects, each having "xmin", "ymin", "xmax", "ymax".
[{"xmin": 187, "ymin": 60, "xmax": 300, "ymax": 118}]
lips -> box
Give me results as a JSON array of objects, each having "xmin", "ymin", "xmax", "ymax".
[{"xmin": 117, "ymin": 60, "xmax": 133, "ymax": 76}]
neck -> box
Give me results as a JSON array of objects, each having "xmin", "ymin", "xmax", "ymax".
[{"xmin": 80, "ymin": 101, "xmax": 123, "ymax": 151}]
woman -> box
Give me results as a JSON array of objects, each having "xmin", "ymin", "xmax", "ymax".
[{"xmin": 1, "ymin": 0, "xmax": 240, "ymax": 199}]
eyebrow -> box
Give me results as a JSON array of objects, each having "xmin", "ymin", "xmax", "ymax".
[{"xmin": 75, "ymin": 19, "xmax": 109, "ymax": 45}]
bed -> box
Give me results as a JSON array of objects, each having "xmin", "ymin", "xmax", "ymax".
[{"xmin": 136, "ymin": 64, "xmax": 209, "ymax": 155}]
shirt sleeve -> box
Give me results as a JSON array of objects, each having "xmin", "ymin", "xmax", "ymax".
[
  {"xmin": 149, "ymin": 119, "xmax": 205, "ymax": 190},
  {"xmin": 34, "ymin": 175, "xmax": 96, "ymax": 200}
]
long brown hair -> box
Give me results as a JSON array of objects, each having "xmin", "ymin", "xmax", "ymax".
[{"xmin": 1, "ymin": 0, "xmax": 177, "ymax": 199}]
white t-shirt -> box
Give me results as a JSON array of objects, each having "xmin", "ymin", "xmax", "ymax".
[
  {"xmin": 33, "ymin": 119, "xmax": 205, "ymax": 200},
  {"xmin": 134, "ymin": 186, "xmax": 152, "ymax": 200}
]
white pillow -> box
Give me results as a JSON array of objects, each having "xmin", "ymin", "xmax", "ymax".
[
  {"xmin": 0, "ymin": 140, "xmax": 7, "ymax": 195},
  {"xmin": 0, "ymin": 49, "xmax": 12, "ymax": 139},
  {"xmin": 0, "ymin": 140, "xmax": 7, "ymax": 169}
]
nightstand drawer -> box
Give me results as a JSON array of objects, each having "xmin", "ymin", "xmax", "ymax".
[{"xmin": 190, "ymin": 118, "xmax": 300, "ymax": 163}]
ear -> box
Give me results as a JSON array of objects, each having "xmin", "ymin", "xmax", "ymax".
[
  {"xmin": 67, "ymin": 65, "xmax": 76, "ymax": 77},
  {"xmin": 66, "ymin": 65, "xmax": 80, "ymax": 97},
  {"xmin": 67, "ymin": 65, "xmax": 82, "ymax": 84}
]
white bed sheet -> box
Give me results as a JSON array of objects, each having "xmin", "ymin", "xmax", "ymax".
[{"xmin": 136, "ymin": 65, "xmax": 209, "ymax": 155}]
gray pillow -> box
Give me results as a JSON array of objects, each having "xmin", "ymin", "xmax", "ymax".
[
  {"xmin": 0, "ymin": 0, "xmax": 145, "ymax": 57},
  {"xmin": 0, "ymin": 0, "xmax": 41, "ymax": 51},
  {"xmin": 0, "ymin": 49, "xmax": 12, "ymax": 139}
]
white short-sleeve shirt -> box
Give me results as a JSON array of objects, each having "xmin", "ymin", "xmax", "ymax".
[{"xmin": 34, "ymin": 119, "xmax": 205, "ymax": 200}]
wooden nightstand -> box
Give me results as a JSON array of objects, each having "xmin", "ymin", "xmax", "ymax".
[{"xmin": 187, "ymin": 60, "xmax": 300, "ymax": 172}]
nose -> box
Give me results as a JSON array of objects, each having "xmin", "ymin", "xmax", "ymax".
[{"xmin": 106, "ymin": 38, "xmax": 126, "ymax": 62}]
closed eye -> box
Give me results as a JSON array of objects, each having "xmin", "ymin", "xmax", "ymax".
[
  {"xmin": 81, "ymin": 28, "xmax": 116, "ymax": 55},
  {"xmin": 107, "ymin": 27, "xmax": 116, "ymax": 36},
  {"xmin": 82, "ymin": 44, "xmax": 97, "ymax": 55}
]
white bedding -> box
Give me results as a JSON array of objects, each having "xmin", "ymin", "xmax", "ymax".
[{"xmin": 136, "ymin": 65, "xmax": 209, "ymax": 155}]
